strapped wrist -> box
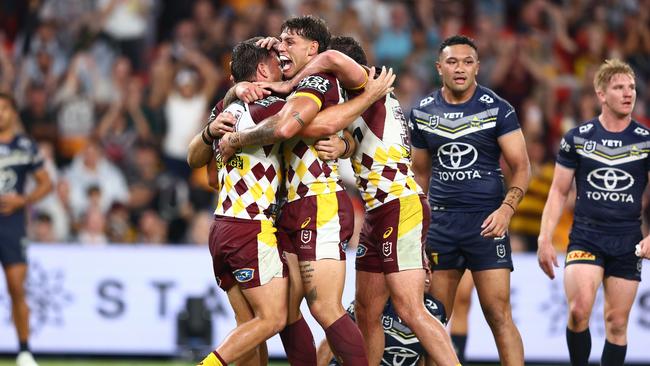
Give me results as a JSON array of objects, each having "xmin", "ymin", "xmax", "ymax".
[
  {"xmin": 201, "ymin": 128, "xmax": 214, "ymax": 145},
  {"xmin": 205, "ymin": 124, "xmax": 217, "ymax": 139}
]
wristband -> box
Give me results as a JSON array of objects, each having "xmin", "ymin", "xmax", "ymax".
[
  {"xmin": 501, "ymin": 201, "xmax": 515, "ymax": 213},
  {"xmin": 201, "ymin": 129, "xmax": 213, "ymax": 145},
  {"xmin": 205, "ymin": 124, "xmax": 217, "ymax": 139},
  {"xmin": 342, "ymin": 137, "xmax": 350, "ymax": 157}
]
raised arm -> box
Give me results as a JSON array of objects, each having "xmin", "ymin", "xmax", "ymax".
[
  {"xmin": 300, "ymin": 67, "xmax": 395, "ymax": 138},
  {"xmin": 537, "ymin": 164, "xmax": 575, "ymax": 279}
]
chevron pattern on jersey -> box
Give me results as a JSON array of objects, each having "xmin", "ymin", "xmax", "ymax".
[{"xmin": 411, "ymin": 108, "xmax": 499, "ymax": 139}]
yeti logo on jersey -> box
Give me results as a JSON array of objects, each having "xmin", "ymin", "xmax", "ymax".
[
  {"xmin": 301, "ymin": 229, "xmax": 312, "ymax": 244},
  {"xmin": 381, "ymin": 347, "xmax": 419, "ymax": 366},
  {"xmin": 478, "ymin": 94, "xmax": 494, "ymax": 104},
  {"xmin": 583, "ymin": 140, "xmax": 596, "ymax": 153},
  {"xmin": 0, "ymin": 169, "xmax": 17, "ymax": 194},
  {"xmin": 438, "ymin": 142, "xmax": 478, "ymax": 169},
  {"xmin": 382, "ymin": 315, "xmax": 393, "ymax": 329},
  {"xmin": 382, "ymin": 241, "xmax": 392, "ymax": 257},
  {"xmin": 356, "ymin": 244, "xmax": 367, "ymax": 258},
  {"xmin": 634, "ymin": 127, "xmax": 649, "ymax": 136},
  {"xmin": 296, "ymin": 75, "xmax": 331, "ymax": 94},
  {"xmin": 579, "ymin": 124, "xmax": 593, "ymax": 134},
  {"xmin": 587, "ymin": 168, "xmax": 634, "ymax": 192},
  {"xmin": 560, "ymin": 138, "xmax": 571, "ymax": 152},
  {"xmin": 233, "ymin": 268, "xmax": 255, "ymax": 283},
  {"xmin": 496, "ymin": 243, "xmax": 506, "ymax": 259}
]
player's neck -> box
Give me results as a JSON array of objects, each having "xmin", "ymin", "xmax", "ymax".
[
  {"xmin": 598, "ymin": 109, "xmax": 632, "ymax": 132},
  {"xmin": 441, "ymin": 83, "xmax": 477, "ymax": 105}
]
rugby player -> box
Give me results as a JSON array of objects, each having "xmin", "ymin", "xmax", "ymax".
[
  {"xmin": 538, "ymin": 59, "xmax": 648, "ymax": 366},
  {"xmin": 409, "ymin": 35, "xmax": 530, "ymax": 366},
  {"xmin": 0, "ymin": 92, "xmax": 52, "ymax": 366}
]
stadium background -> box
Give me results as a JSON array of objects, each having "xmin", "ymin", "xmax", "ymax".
[{"xmin": 0, "ymin": 0, "xmax": 649, "ymax": 364}]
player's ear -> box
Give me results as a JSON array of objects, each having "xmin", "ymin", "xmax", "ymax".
[
  {"xmin": 309, "ymin": 40, "xmax": 319, "ymax": 56},
  {"xmin": 436, "ymin": 61, "xmax": 442, "ymax": 76},
  {"xmin": 257, "ymin": 62, "xmax": 268, "ymax": 79}
]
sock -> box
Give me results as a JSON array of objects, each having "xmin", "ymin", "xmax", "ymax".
[
  {"xmin": 601, "ymin": 340, "xmax": 627, "ymax": 366},
  {"xmin": 566, "ymin": 327, "xmax": 591, "ymax": 366},
  {"xmin": 197, "ymin": 351, "xmax": 225, "ymax": 366},
  {"xmin": 19, "ymin": 342, "xmax": 29, "ymax": 352},
  {"xmin": 451, "ymin": 334, "xmax": 467, "ymax": 364},
  {"xmin": 324, "ymin": 315, "xmax": 368, "ymax": 366},
  {"xmin": 279, "ymin": 317, "xmax": 317, "ymax": 366}
]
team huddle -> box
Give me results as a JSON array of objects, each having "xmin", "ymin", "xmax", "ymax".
[{"xmin": 183, "ymin": 14, "xmax": 650, "ymax": 366}]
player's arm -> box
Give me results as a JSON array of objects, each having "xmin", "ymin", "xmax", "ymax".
[
  {"xmin": 206, "ymin": 154, "xmax": 219, "ymax": 191},
  {"xmin": 480, "ymin": 130, "xmax": 531, "ymax": 238},
  {"xmin": 218, "ymin": 95, "xmax": 320, "ymax": 161},
  {"xmin": 314, "ymin": 130, "xmax": 356, "ymax": 161},
  {"xmin": 300, "ymin": 66, "xmax": 395, "ymax": 138},
  {"xmin": 411, "ymin": 147, "xmax": 432, "ymax": 194},
  {"xmin": 537, "ymin": 164, "xmax": 575, "ymax": 279},
  {"xmin": 187, "ymin": 112, "xmax": 236, "ymax": 168},
  {"xmin": 0, "ymin": 168, "xmax": 52, "ymax": 215}
]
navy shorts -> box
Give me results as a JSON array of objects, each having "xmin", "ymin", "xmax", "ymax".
[
  {"xmin": 0, "ymin": 231, "xmax": 27, "ymax": 266},
  {"xmin": 566, "ymin": 226, "xmax": 643, "ymax": 281},
  {"xmin": 426, "ymin": 210, "xmax": 513, "ymax": 272}
]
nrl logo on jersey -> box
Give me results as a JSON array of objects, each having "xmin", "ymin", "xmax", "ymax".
[
  {"xmin": 427, "ymin": 115, "xmax": 439, "ymax": 129},
  {"xmin": 579, "ymin": 123, "xmax": 593, "ymax": 134},
  {"xmin": 583, "ymin": 140, "xmax": 596, "ymax": 153}
]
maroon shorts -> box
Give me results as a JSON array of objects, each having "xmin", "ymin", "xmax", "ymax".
[
  {"xmin": 277, "ymin": 191, "xmax": 354, "ymax": 261},
  {"xmin": 356, "ymin": 194, "xmax": 429, "ymax": 273},
  {"xmin": 209, "ymin": 216, "xmax": 284, "ymax": 290}
]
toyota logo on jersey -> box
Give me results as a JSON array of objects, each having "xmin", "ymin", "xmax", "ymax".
[
  {"xmin": 587, "ymin": 167, "xmax": 634, "ymax": 192},
  {"xmin": 437, "ymin": 142, "xmax": 478, "ymax": 170}
]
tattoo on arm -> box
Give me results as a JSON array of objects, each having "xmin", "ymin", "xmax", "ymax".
[
  {"xmin": 238, "ymin": 115, "xmax": 281, "ymax": 147},
  {"xmin": 223, "ymin": 86, "xmax": 238, "ymax": 107},
  {"xmin": 292, "ymin": 111, "xmax": 305, "ymax": 127},
  {"xmin": 502, "ymin": 186, "xmax": 525, "ymax": 211}
]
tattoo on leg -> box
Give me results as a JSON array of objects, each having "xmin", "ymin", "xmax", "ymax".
[
  {"xmin": 292, "ymin": 112, "xmax": 305, "ymax": 127},
  {"xmin": 300, "ymin": 262, "xmax": 314, "ymax": 284}
]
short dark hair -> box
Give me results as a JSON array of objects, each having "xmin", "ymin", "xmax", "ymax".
[
  {"xmin": 0, "ymin": 92, "xmax": 17, "ymax": 112},
  {"xmin": 230, "ymin": 37, "xmax": 274, "ymax": 82},
  {"xmin": 328, "ymin": 36, "xmax": 367, "ymax": 66},
  {"xmin": 281, "ymin": 15, "xmax": 331, "ymax": 54},
  {"xmin": 438, "ymin": 35, "xmax": 478, "ymax": 56}
]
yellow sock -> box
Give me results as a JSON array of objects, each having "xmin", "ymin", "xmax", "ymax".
[{"xmin": 197, "ymin": 352, "xmax": 224, "ymax": 366}]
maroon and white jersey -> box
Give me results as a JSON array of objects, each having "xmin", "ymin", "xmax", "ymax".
[
  {"xmin": 348, "ymin": 92, "xmax": 422, "ymax": 210},
  {"xmin": 284, "ymin": 72, "xmax": 346, "ymax": 202},
  {"xmin": 215, "ymin": 96, "xmax": 285, "ymax": 221}
]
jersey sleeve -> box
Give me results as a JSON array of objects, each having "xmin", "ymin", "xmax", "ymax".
[
  {"xmin": 556, "ymin": 129, "xmax": 578, "ymax": 169},
  {"xmin": 291, "ymin": 72, "xmax": 338, "ymax": 111},
  {"xmin": 496, "ymin": 100, "xmax": 521, "ymax": 137},
  {"xmin": 408, "ymin": 109, "xmax": 428, "ymax": 149}
]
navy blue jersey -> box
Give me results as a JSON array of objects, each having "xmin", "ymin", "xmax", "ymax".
[
  {"xmin": 330, "ymin": 294, "xmax": 446, "ymax": 366},
  {"xmin": 409, "ymin": 85, "xmax": 520, "ymax": 211},
  {"xmin": 0, "ymin": 134, "xmax": 44, "ymax": 233},
  {"xmin": 557, "ymin": 118, "xmax": 650, "ymax": 233}
]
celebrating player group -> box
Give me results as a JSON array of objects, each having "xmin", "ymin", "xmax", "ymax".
[{"xmin": 186, "ymin": 14, "xmax": 649, "ymax": 366}]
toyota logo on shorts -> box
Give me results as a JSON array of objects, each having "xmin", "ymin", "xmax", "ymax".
[
  {"xmin": 437, "ymin": 142, "xmax": 478, "ymax": 169},
  {"xmin": 587, "ymin": 167, "xmax": 634, "ymax": 192}
]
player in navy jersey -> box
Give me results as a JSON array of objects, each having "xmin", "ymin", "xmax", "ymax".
[
  {"xmin": 538, "ymin": 59, "xmax": 648, "ymax": 366},
  {"xmin": 0, "ymin": 93, "xmax": 52, "ymax": 366},
  {"xmin": 409, "ymin": 35, "xmax": 530, "ymax": 365}
]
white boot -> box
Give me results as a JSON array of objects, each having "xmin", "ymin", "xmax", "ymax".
[{"xmin": 16, "ymin": 351, "xmax": 39, "ymax": 366}]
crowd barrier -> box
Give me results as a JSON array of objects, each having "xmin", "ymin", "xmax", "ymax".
[{"xmin": 0, "ymin": 244, "xmax": 648, "ymax": 362}]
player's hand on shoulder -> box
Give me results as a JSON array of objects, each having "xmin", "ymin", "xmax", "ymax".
[
  {"xmin": 315, "ymin": 135, "xmax": 345, "ymax": 161},
  {"xmin": 479, "ymin": 204, "xmax": 513, "ymax": 238},
  {"xmin": 235, "ymin": 81, "xmax": 270, "ymax": 103},
  {"xmin": 537, "ymin": 235, "xmax": 559, "ymax": 279},
  {"xmin": 363, "ymin": 66, "xmax": 395, "ymax": 102},
  {"xmin": 209, "ymin": 112, "xmax": 236, "ymax": 137},
  {"xmin": 256, "ymin": 37, "xmax": 281, "ymax": 51},
  {"xmin": 636, "ymin": 236, "xmax": 650, "ymax": 259},
  {"xmin": 0, "ymin": 193, "xmax": 27, "ymax": 215}
]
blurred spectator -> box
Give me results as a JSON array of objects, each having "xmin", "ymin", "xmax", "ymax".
[
  {"xmin": 186, "ymin": 210, "xmax": 211, "ymax": 245},
  {"xmin": 105, "ymin": 202, "xmax": 136, "ymax": 243},
  {"xmin": 137, "ymin": 209, "xmax": 168, "ymax": 244},
  {"xmin": 29, "ymin": 211, "xmax": 57, "ymax": 243},
  {"xmin": 63, "ymin": 138, "xmax": 129, "ymax": 220},
  {"xmin": 19, "ymin": 81, "xmax": 57, "ymax": 144},
  {"xmin": 373, "ymin": 2, "xmax": 413, "ymax": 70},
  {"xmin": 77, "ymin": 205, "xmax": 108, "ymax": 245}
]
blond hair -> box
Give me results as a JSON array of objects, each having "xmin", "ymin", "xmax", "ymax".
[{"xmin": 593, "ymin": 59, "xmax": 635, "ymax": 92}]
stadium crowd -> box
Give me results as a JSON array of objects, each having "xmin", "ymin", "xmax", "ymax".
[{"xmin": 0, "ymin": 0, "xmax": 648, "ymax": 248}]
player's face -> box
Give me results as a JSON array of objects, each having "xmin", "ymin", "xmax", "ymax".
[
  {"xmin": 262, "ymin": 53, "xmax": 283, "ymax": 82},
  {"xmin": 436, "ymin": 44, "xmax": 479, "ymax": 95},
  {"xmin": 598, "ymin": 73, "xmax": 636, "ymax": 118},
  {"xmin": 0, "ymin": 98, "xmax": 15, "ymax": 132},
  {"xmin": 277, "ymin": 29, "xmax": 318, "ymax": 79}
]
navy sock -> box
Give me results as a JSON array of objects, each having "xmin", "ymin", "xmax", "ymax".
[
  {"xmin": 601, "ymin": 340, "xmax": 626, "ymax": 366},
  {"xmin": 566, "ymin": 327, "xmax": 591, "ymax": 366},
  {"xmin": 451, "ymin": 334, "xmax": 467, "ymax": 363},
  {"xmin": 18, "ymin": 342, "xmax": 28, "ymax": 352}
]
